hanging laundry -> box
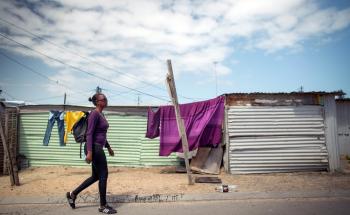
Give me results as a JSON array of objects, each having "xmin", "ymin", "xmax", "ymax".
[
  {"xmin": 64, "ymin": 111, "xmax": 85, "ymax": 144},
  {"xmin": 146, "ymin": 107, "xmax": 160, "ymax": 138},
  {"xmin": 146, "ymin": 96, "xmax": 225, "ymax": 156},
  {"xmin": 43, "ymin": 110, "xmax": 65, "ymax": 146}
]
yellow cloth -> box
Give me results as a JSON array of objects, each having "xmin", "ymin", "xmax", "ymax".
[{"xmin": 64, "ymin": 111, "xmax": 85, "ymax": 144}]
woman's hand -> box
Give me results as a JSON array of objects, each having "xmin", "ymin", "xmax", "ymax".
[
  {"xmin": 107, "ymin": 147, "xmax": 114, "ymax": 156},
  {"xmin": 85, "ymin": 151, "xmax": 92, "ymax": 164}
]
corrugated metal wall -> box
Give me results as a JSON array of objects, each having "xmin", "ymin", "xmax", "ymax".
[
  {"xmin": 324, "ymin": 96, "xmax": 341, "ymax": 171},
  {"xmin": 336, "ymin": 101, "xmax": 350, "ymax": 156},
  {"xmin": 227, "ymin": 106, "xmax": 328, "ymax": 174},
  {"xmin": 19, "ymin": 112, "xmax": 180, "ymax": 167}
]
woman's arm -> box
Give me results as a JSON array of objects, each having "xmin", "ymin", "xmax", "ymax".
[
  {"xmin": 85, "ymin": 111, "xmax": 99, "ymax": 163},
  {"xmin": 105, "ymin": 140, "xmax": 114, "ymax": 156}
]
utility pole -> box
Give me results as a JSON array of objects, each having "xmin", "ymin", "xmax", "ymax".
[
  {"xmin": 299, "ymin": 86, "xmax": 304, "ymax": 92},
  {"xmin": 96, "ymin": 86, "xmax": 102, "ymax": 93},
  {"xmin": 63, "ymin": 93, "xmax": 66, "ymax": 111},
  {"xmin": 0, "ymin": 88, "xmax": 3, "ymax": 101},
  {"xmin": 137, "ymin": 94, "xmax": 141, "ymax": 106},
  {"xmin": 63, "ymin": 93, "xmax": 66, "ymax": 105}
]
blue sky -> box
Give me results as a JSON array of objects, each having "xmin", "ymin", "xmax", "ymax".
[{"xmin": 0, "ymin": 0, "xmax": 350, "ymax": 106}]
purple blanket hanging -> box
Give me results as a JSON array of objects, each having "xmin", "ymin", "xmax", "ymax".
[{"xmin": 146, "ymin": 96, "xmax": 225, "ymax": 156}]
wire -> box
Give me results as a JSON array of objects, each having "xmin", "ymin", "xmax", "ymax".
[
  {"xmin": 104, "ymin": 82, "xmax": 155, "ymax": 97},
  {"xmin": 0, "ymin": 19, "xmax": 167, "ymax": 91},
  {"xmin": 0, "ymin": 18, "xmax": 200, "ymax": 101},
  {"xmin": 0, "ymin": 50, "xmax": 150, "ymax": 105},
  {"xmin": 0, "ymin": 50, "xmax": 90, "ymax": 97},
  {"xmin": 29, "ymin": 95, "xmax": 66, "ymax": 102},
  {"xmin": 0, "ymin": 32, "xmax": 171, "ymax": 102},
  {"xmin": 28, "ymin": 92, "xmax": 86, "ymax": 103},
  {"xmin": 0, "ymin": 50, "xmax": 100, "ymax": 106},
  {"xmin": 1, "ymin": 89, "xmax": 18, "ymax": 100}
]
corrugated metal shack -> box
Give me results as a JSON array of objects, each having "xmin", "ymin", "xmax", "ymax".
[
  {"xmin": 2, "ymin": 92, "xmax": 346, "ymax": 174},
  {"xmin": 223, "ymin": 91, "xmax": 343, "ymax": 174},
  {"xmin": 336, "ymin": 98, "xmax": 350, "ymax": 156},
  {"xmin": 18, "ymin": 105, "xmax": 180, "ymax": 167}
]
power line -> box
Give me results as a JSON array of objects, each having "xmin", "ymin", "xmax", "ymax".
[
  {"xmin": 0, "ymin": 18, "xmax": 199, "ymax": 102},
  {"xmin": 0, "ymin": 50, "xmax": 90, "ymax": 97},
  {"xmin": 29, "ymin": 92, "xmax": 87, "ymax": 103},
  {"xmin": 104, "ymin": 82, "xmax": 155, "ymax": 98},
  {"xmin": 29, "ymin": 94, "xmax": 66, "ymax": 102},
  {"xmin": 0, "ymin": 50, "xmax": 96, "ymax": 105},
  {"xmin": 1, "ymin": 89, "xmax": 18, "ymax": 100},
  {"xmin": 0, "ymin": 19, "xmax": 167, "ymax": 92},
  {"xmin": 0, "ymin": 32, "xmax": 170, "ymax": 102},
  {"xmin": 1, "ymin": 51, "xmax": 58, "ymax": 84}
]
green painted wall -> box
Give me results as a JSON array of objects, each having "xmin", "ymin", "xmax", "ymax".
[{"xmin": 19, "ymin": 112, "xmax": 180, "ymax": 167}]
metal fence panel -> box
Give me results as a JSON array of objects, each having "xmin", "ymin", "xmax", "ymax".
[
  {"xmin": 19, "ymin": 112, "xmax": 179, "ymax": 167},
  {"xmin": 336, "ymin": 101, "xmax": 350, "ymax": 156},
  {"xmin": 227, "ymin": 106, "xmax": 328, "ymax": 174}
]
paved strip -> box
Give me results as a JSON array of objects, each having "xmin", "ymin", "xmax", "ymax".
[{"xmin": 1, "ymin": 189, "xmax": 350, "ymax": 205}]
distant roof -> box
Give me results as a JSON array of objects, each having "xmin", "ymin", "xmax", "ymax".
[
  {"xmin": 0, "ymin": 100, "xmax": 28, "ymax": 107},
  {"xmin": 336, "ymin": 98, "xmax": 350, "ymax": 102},
  {"xmin": 17, "ymin": 104, "xmax": 151, "ymax": 116},
  {"xmin": 225, "ymin": 90, "xmax": 345, "ymax": 96}
]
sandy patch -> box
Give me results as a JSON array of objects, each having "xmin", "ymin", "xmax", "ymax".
[{"xmin": 1, "ymin": 166, "xmax": 350, "ymax": 197}]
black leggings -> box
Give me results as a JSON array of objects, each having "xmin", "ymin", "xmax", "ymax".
[{"xmin": 72, "ymin": 144, "xmax": 108, "ymax": 206}]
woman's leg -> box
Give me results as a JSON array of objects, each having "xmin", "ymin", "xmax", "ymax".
[
  {"xmin": 71, "ymin": 169, "xmax": 98, "ymax": 196},
  {"xmin": 67, "ymin": 145, "xmax": 98, "ymax": 209},
  {"xmin": 94, "ymin": 145, "xmax": 116, "ymax": 214},
  {"xmin": 72, "ymin": 145, "xmax": 99, "ymax": 196},
  {"xmin": 94, "ymin": 145, "xmax": 108, "ymax": 206}
]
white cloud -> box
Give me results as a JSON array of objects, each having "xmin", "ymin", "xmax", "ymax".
[
  {"xmin": 257, "ymin": 32, "xmax": 301, "ymax": 52},
  {"xmin": 225, "ymin": 0, "xmax": 305, "ymax": 21},
  {"xmin": 275, "ymin": 15, "xmax": 298, "ymax": 31},
  {"xmin": 1, "ymin": 0, "xmax": 350, "ymax": 104}
]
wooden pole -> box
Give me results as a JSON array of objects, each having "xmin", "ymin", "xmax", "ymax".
[
  {"xmin": 8, "ymin": 110, "xmax": 20, "ymax": 185},
  {"xmin": 166, "ymin": 59, "xmax": 194, "ymax": 185},
  {"xmin": 4, "ymin": 112, "xmax": 9, "ymax": 175},
  {"xmin": 0, "ymin": 118, "xmax": 15, "ymax": 186}
]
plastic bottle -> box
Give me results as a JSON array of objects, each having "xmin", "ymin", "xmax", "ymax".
[{"xmin": 215, "ymin": 184, "xmax": 237, "ymax": 192}]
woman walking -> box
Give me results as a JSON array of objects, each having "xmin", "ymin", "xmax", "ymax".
[{"xmin": 67, "ymin": 93, "xmax": 117, "ymax": 214}]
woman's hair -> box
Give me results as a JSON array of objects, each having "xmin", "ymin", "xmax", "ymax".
[{"xmin": 88, "ymin": 93, "xmax": 105, "ymax": 106}]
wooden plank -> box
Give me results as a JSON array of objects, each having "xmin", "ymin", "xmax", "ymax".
[
  {"xmin": 0, "ymin": 118, "xmax": 15, "ymax": 186},
  {"xmin": 166, "ymin": 59, "xmax": 194, "ymax": 185},
  {"xmin": 8, "ymin": 110, "xmax": 20, "ymax": 185},
  {"xmin": 194, "ymin": 176, "xmax": 222, "ymax": 184},
  {"xmin": 4, "ymin": 112, "xmax": 9, "ymax": 175}
]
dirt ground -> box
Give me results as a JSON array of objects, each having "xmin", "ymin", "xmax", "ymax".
[{"xmin": 1, "ymin": 164, "xmax": 350, "ymax": 197}]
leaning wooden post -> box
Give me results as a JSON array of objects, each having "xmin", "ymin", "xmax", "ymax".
[
  {"xmin": 7, "ymin": 110, "xmax": 20, "ymax": 185},
  {"xmin": 0, "ymin": 119, "xmax": 15, "ymax": 186},
  {"xmin": 166, "ymin": 59, "xmax": 194, "ymax": 185}
]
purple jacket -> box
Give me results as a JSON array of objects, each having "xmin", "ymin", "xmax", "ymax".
[
  {"xmin": 86, "ymin": 110, "xmax": 110, "ymax": 151},
  {"xmin": 146, "ymin": 96, "xmax": 225, "ymax": 156}
]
